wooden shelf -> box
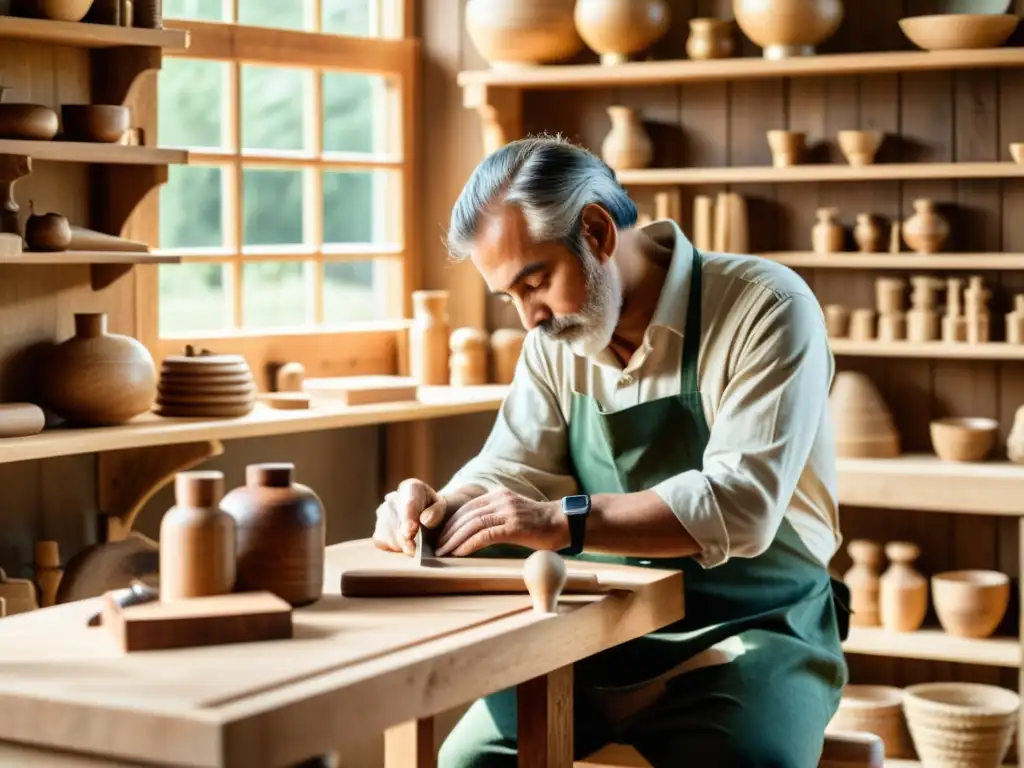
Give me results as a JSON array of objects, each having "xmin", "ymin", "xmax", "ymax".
[
  {"xmin": 831, "ymin": 340, "xmax": 1024, "ymax": 360},
  {"xmin": 616, "ymin": 162, "xmax": 1024, "ymax": 186},
  {"xmin": 0, "ymin": 140, "xmax": 187, "ymax": 166},
  {"xmin": 0, "ymin": 15, "xmax": 188, "ymax": 49},
  {"xmin": 844, "ymin": 626, "xmax": 1019, "ymax": 668},
  {"xmin": 837, "ymin": 455, "xmax": 1024, "ymax": 516},
  {"xmin": 0, "ymin": 251, "xmax": 178, "ymax": 266},
  {"xmin": 458, "ymin": 48, "xmax": 1024, "ymax": 90},
  {"xmin": 0, "ymin": 385, "xmax": 509, "ymax": 465},
  {"xmin": 760, "ymin": 252, "xmax": 1024, "ymax": 270},
  {"xmin": 887, "ymin": 762, "xmax": 1014, "ymax": 768}
]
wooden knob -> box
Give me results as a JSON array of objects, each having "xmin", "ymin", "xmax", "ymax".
[
  {"xmin": 885, "ymin": 541, "xmax": 919, "ymax": 563},
  {"xmin": 523, "ymin": 550, "xmax": 568, "ymax": 614},
  {"xmin": 74, "ymin": 312, "xmax": 107, "ymax": 338},
  {"xmin": 275, "ymin": 362, "xmax": 305, "ymax": 392},
  {"xmin": 175, "ymin": 470, "xmax": 225, "ymax": 507}
]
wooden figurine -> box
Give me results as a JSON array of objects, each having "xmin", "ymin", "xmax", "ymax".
[
  {"xmin": 941, "ymin": 278, "xmax": 966, "ymax": 343},
  {"xmin": 522, "ymin": 550, "xmax": 568, "ymax": 614},
  {"xmin": 875, "ymin": 277, "xmax": 906, "ymax": 342},
  {"xmin": 449, "ymin": 327, "xmax": 490, "ymax": 386},
  {"xmin": 907, "ymin": 276, "xmax": 942, "ymax": 343},
  {"xmin": 850, "ymin": 308, "xmax": 876, "ymax": 341},
  {"xmin": 490, "ymin": 328, "xmax": 526, "ymax": 383},
  {"xmin": 812, "ymin": 207, "xmax": 843, "ymax": 254},
  {"xmin": 843, "ymin": 540, "xmax": 882, "ymax": 627},
  {"xmin": 34, "ymin": 540, "xmax": 62, "ymax": 608},
  {"xmin": 410, "ymin": 290, "xmax": 450, "ymax": 385},
  {"xmin": 879, "ymin": 542, "xmax": 927, "ymax": 634},
  {"xmin": 854, "ymin": 214, "xmax": 880, "ymax": 253},
  {"xmin": 221, "ymin": 463, "xmax": 326, "ymax": 608},
  {"xmin": 1006, "ymin": 294, "xmax": 1024, "ymax": 345},
  {"xmin": 159, "ymin": 471, "xmax": 237, "ymax": 601},
  {"xmin": 964, "ymin": 275, "xmax": 990, "ymax": 344},
  {"xmin": 824, "ymin": 304, "xmax": 850, "ymax": 338}
]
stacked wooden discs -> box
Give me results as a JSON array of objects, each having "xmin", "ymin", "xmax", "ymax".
[{"xmin": 154, "ymin": 347, "xmax": 256, "ymax": 418}]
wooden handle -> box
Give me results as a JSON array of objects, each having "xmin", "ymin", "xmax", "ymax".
[{"xmin": 339, "ymin": 568, "xmax": 608, "ymax": 598}]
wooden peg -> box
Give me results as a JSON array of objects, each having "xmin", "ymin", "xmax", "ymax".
[
  {"xmin": 523, "ymin": 551, "xmax": 568, "ymax": 614},
  {"xmin": 34, "ymin": 541, "xmax": 62, "ymax": 608}
]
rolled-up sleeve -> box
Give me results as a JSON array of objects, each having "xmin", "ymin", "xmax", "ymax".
[
  {"xmin": 440, "ymin": 332, "xmax": 579, "ymax": 503},
  {"xmin": 650, "ymin": 293, "xmax": 834, "ymax": 568}
]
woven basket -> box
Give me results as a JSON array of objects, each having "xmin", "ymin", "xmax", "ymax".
[
  {"xmin": 903, "ymin": 683, "xmax": 1019, "ymax": 768},
  {"xmin": 828, "ymin": 685, "xmax": 913, "ymax": 758}
]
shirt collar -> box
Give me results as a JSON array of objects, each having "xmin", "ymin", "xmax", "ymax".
[{"xmin": 637, "ymin": 218, "xmax": 695, "ymax": 339}]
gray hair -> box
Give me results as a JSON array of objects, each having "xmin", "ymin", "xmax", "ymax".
[{"xmin": 445, "ymin": 134, "xmax": 638, "ymax": 262}]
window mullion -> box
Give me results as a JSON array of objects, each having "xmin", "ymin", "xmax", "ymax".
[{"xmin": 231, "ymin": 59, "xmax": 244, "ymax": 330}]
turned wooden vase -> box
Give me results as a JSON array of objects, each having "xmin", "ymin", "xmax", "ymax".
[
  {"xmin": 221, "ymin": 463, "xmax": 326, "ymax": 607},
  {"xmin": 733, "ymin": 0, "xmax": 844, "ymax": 59},
  {"xmin": 601, "ymin": 106, "xmax": 653, "ymax": 171},
  {"xmin": 465, "ymin": 0, "xmax": 583, "ymax": 68},
  {"xmin": 901, "ymin": 199, "xmax": 949, "ymax": 254},
  {"xmin": 575, "ymin": 0, "xmax": 671, "ymax": 65},
  {"xmin": 38, "ymin": 312, "xmax": 157, "ymax": 425}
]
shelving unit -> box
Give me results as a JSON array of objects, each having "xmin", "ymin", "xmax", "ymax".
[{"xmin": 844, "ymin": 626, "xmax": 1020, "ymax": 668}]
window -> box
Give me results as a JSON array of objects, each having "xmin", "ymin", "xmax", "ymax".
[{"xmin": 146, "ymin": 0, "xmax": 416, "ymax": 359}]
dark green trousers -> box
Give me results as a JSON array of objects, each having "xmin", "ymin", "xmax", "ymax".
[{"xmin": 438, "ymin": 630, "xmax": 845, "ymax": 768}]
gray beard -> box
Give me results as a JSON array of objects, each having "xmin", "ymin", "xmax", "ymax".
[{"xmin": 541, "ymin": 244, "xmax": 622, "ymax": 357}]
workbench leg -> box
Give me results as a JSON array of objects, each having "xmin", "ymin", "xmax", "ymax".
[
  {"xmin": 517, "ymin": 666, "xmax": 573, "ymax": 768},
  {"xmin": 385, "ymin": 717, "xmax": 435, "ymax": 768}
]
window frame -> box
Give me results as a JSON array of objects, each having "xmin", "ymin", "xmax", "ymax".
[{"xmin": 134, "ymin": 1, "xmax": 419, "ymax": 383}]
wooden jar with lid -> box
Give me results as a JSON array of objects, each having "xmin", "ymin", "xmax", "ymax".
[
  {"xmin": 221, "ymin": 463, "xmax": 326, "ymax": 607},
  {"xmin": 159, "ymin": 471, "xmax": 237, "ymax": 601}
]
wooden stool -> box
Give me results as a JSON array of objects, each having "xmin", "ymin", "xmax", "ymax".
[{"xmin": 574, "ymin": 730, "xmax": 885, "ymax": 768}]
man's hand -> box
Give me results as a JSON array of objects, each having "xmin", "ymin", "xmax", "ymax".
[
  {"xmin": 434, "ymin": 489, "xmax": 569, "ymax": 557},
  {"xmin": 372, "ymin": 479, "xmax": 448, "ymax": 555}
]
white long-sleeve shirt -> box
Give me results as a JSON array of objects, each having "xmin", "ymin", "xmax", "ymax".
[{"xmin": 441, "ymin": 219, "xmax": 841, "ymax": 571}]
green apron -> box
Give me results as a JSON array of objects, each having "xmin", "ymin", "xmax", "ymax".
[{"xmin": 438, "ymin": 244, "xmax": 850, "ymax": 768}]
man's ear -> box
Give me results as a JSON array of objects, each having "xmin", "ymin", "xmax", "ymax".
[{"xmin": 580, "ymin": 204, "xmax": 617, "ymax": 264}]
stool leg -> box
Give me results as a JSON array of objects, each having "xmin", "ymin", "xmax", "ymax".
[
  {"xmin": 386, "ymin": 717, "xmax": 435, "ymax": 768},
  {"xmin": 518, "ymin": 666, "xmax": 573, "ymax": 768}
]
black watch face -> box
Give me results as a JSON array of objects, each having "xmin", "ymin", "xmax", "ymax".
[{"xmin": 564, "ymin": 495, "xmax": 589, "ymax": 514}]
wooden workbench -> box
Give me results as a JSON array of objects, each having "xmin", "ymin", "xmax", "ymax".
[{"xmin": 0, "ymin": 539, "xmax": 683, "ymax": 768}]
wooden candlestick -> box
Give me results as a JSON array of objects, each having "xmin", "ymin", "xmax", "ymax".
[
  {"xmin": 410, "ymin": 291, "xmax": 450, "ymax": 385},
  {"xmin": 522, "ymin": 550, "xmax": 568, "ymax": 614},
  {"xmin": 449, "ymin": 327, "xmax": 489, "ymax": 386}
]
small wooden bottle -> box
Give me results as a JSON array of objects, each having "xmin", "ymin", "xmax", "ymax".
[
  {"xmin": 1006, "ymin": 294, "xmax": 1024, "ymax": 344},
  {"xmin": 34, "ymin": 540, "xmax": 62, "ymax": 608},
  {"xmin": 964, "ymin": 275, "xmax": 990, "ymax": 345},
  {"xmin": 449, "ymin": 328, "xmax": 489, "ymax": 386},
  {"xmin": 843, "ymin": 539, "xmax": 882, "ymax": 627},
  {"xmin": 942, "ymin": 278, "xmax": 966, "ymax": 343},
  {"xmin": 410, "ymin": 290, "xmax": 450, "ymax": 385},
  {"xmin": 490, "ymin": 328, "xmax": 527, "ymax": 384},
  {"xmin": 159, "ymin": 471, "xmax": 236, "ymax": 601},
  {"xmin": 879, "ymin": 541, "xmax": 927, "ymax": 633}
]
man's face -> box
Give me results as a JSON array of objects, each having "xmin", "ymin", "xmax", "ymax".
[{"xmin": 471, "ymin": 204, "xmax": 622, "ymax": 357}]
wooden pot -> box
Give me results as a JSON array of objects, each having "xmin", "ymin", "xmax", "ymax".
[
  {"xmin": 854, "ymin": 213, "xmax": 880, "ymax": 252},
  {"xmin": 827, "ymin": 685, "xmax": 911, "ymax": 758},
  {"xmin": 932, "ymin": 570, "xmax": 1010, "ymax": 639},
  {"xmin": 221, "ymin": 463, "xmax": 326, "ymax": 607},
  {"xmin": 767, "ymin": 129, "xmax": 806, "ymax": 167},
  {"xmin": 929, "ymin": 417, "xmax": 998, "ymax": 462},
  {"xmin": 902, "ymin": 199, "xmax": 949, "ymax": 254},
  {"xmin": 465, "ymin": 0, "xmax": 583, "ymax": 68},
  {"xmin": 574, "ymin": 0, "xmax": 671, "ymax": 65},
  {"xmin": 733, "ymin": 0, "xmax": 844, "ymax": 59},
  {"xmin": 39, "ymin": 312, "xmax": 157, "ymax": 425},
  {"xmin": 601, "ymin": 106, "xmax": 653, "ymax": 171},
  {"xmin": 686, "ymin": 18, "xmax": 735, "ymax": 59},
  {"xmin": 843, "ymin": 539, "xmax": 881, "ymax": 627}
]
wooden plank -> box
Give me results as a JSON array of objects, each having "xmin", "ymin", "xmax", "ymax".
[
  {"xmin": 830, "ymin": 340, "xmax": 1024, "ymax": 359},
  {"xmin": 456, "ymin": 49, "xmax": 1024, "ymax": 90},
  {"xmin": 385, "ymin": 718, "xmax": 434, "ymax": 768},
  {"xmin": 616, "ymin": 161, "xmax": 1024, "ymax": 186},
  {"xmin": 843, "ymin": 626, "xmax": 1019, "ymax": 668},
  {"xmin": 758, "ymin": 252, "xmax": 1024, "ymax": 269},
  {"xmin": 0, "ymin": 253, "xmax": 177, "ymax": 265},
  {"xmin": 837, "ymin": 455, "xmax": 1024, "ymax": 516},
  {"xmin": 0, "ymin": 15, "xmax": 188, "ymax": 49},
  {"xmin": 0, "ymin": 385, "xmax": 509, "ymax": 465},
  {"xmin": 518, "ymin": 667, "xmax": 573, "ymax": 768},
  {"xmin": 0, "ymin": 540, "xmax": 683, "ymax": 768},
  {"xmin": 0, "ymin": 140, "xmax": 187, "ymax": 166}
]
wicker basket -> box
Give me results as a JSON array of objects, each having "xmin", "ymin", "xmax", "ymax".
[
  {"xmin": 827, "ymin": 685, "xmax": 913, "ymax": 758},
  {"xmin": 903, "ymin": 682, "xmax": 1019, "ymax": 768}
]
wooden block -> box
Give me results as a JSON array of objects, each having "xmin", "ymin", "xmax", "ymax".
[
  {"xmin": 102, "ymin": 591, "xmax": 293, "ymax": 652},
  {"xmin": 304, "ymin": 375, "xmax": 419, "ymax": 406}
]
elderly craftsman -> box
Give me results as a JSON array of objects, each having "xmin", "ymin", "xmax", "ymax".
[{"xmin": 373, "ymin": 135, "xmax": 849, "ymax": 767}]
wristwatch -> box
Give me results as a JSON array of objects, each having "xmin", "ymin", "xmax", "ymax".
[{"xmin": 559, "ymin": 494, "xmax": 591, "ymax": 556}]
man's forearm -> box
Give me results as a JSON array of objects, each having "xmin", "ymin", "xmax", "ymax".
[{"xmin": 585, "ymin": 490, "xmax": 702, "ymax": 558}]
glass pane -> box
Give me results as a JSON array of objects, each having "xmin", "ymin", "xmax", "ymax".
[
  {"xmin": 242, "ymin": 65, "xmax": 308, "ymax": 152},
  {"xmin": 159, "ymin": 263, "xmax": 231, "ymax": 335},
  {"xmin": 243, "ymin": 169, "xmax": 303, "ymax": 246},
  {"xmin": 242, "ymin": 261, "xmax": 313, "ymax": 328},
  {"xmin": 323, "ymin": 73, "xmax": 384, "ymax": 154},
  {"xmin": 322, "ymin": 0, "xmax": 372, "ymax": 36},
  {"xmin": 160, "ymin": 165, "xmax": 224, "ymax": 249},
  {"xmin": 238, "ymin": 0, "xmax": 312, "ymax": 30},
  {"xmin": 324, "ymin": 261, "xmax": 389, "ymax": 324},
  {"xmin": 158, "ymin": 59, "xmax": 227, "ymax": 150},
  {"xmin": 323, "ymin": 170, "xmax": 397, "ymax": 244},
  {"xmin": 163, "ymin": 0, "xmax": 226, "ymax": 20}
]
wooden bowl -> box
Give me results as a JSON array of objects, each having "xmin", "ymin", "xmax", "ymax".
[
  {"xmin": 929, "ymin": 416, "xmax": 998, "ymax": 462},
  {"xmin": 60, "ymin": 104, "xmax": 130, "ymax": 143},
  {"xmin": 932, "ymin": 570, "xmax": 1010, "ymax": 639},
  {"xmin": 36, "ymin": 0, "xmax": 95, "ymax": 21},
  {"xmin": 1010, "ymin": 143, "xmax": 1023, "ymax": 165},
  {"xmin": 827, "ymin": 685, "xmax": 911, "ymax": 758},
  {"xmin": 766, "ymin": 129, "xmax": 806, "ymax": 167},
  {"xmin": 898, "ymin": 14, "xmax": 1020, "ymax": 50},
  {"xmin": 838, "ymin": 130, "xmax": 884, "ymax": 166},
  {"xmin": 0, "ymin": 103, "xmax": 59, "ymax": 140}
]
